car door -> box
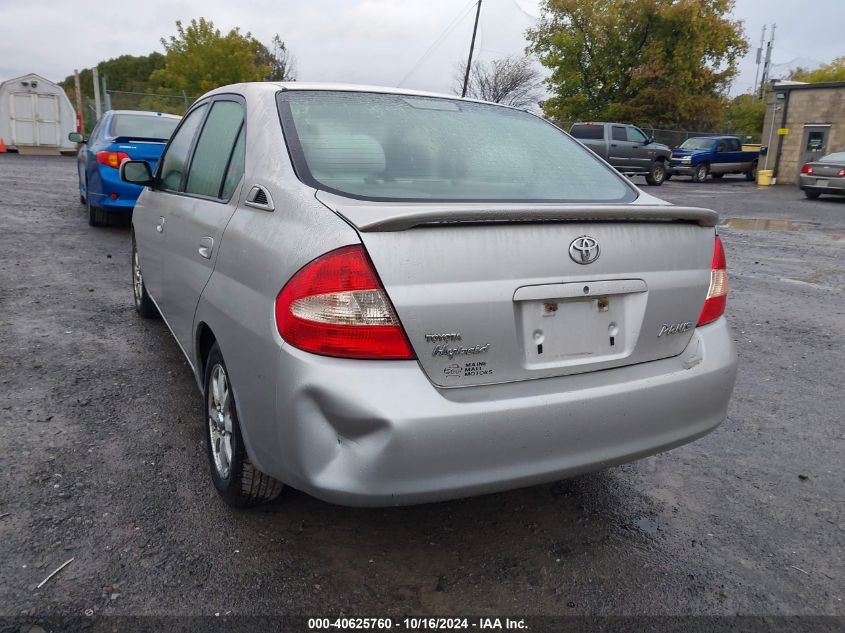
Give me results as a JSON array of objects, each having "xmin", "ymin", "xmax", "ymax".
[
  {"xmin": 607, "ymin": 125, "xmax": 635, "ymax": 170},
  {"xmin": 162, "ymin": 97, "xmax": 246, "ymax": 360},
  {"xmin": 134, "ymin": 103, "xmax": 209, "ymax": 308},
  {"xmin": 626, "ymin": 126, "xmax": 652, "ymax": 171},
  {"xmin": 711, "ymin": 138, "xmax": 732, "ymax": 173}
]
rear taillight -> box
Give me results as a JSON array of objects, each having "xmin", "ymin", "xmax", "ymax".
[
  {"xmin": 275, "ymin": 245, "xmax": 415, "ymax": 360},
  {"xmin": 697, "ymin": 236, "xmax": 728, "ymax": 326},
  {"xmin": 96, "ymin": 151, "xmax": 130, "ymax": 168},
  {"xmin": 838, "ymin": 169, "xmax": 845, "ymax": 177},
  {"xmin": 800, "ymin": 164, "xmax": 813, "ymax": 175}
]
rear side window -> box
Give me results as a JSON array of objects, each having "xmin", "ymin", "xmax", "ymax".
[
  {"xmin": 110, "ymin": 114, "xmax": 180, "ymax": 141},
  {"xmin": 569, "ymin": 124, "xmax": 603, "ymax": 140},
  {"xmin": 221, "ymin": 126, "xmax": 246, "ymax": 200},
  {"xmin": 612, "ymin": 126, "xmax": 627, "ymax": 141},
  {"xmin": 159, "ymin": 104, "xmax": 207, "ymax": 192},
  {"xmin": 185, "ymin": 100, "xmax": 244, "ymax": 198}
]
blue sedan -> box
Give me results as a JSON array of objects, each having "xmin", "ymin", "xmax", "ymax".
[{"xmin": 70, "ymin": 110, "xmax": 181, "ymax": 226}]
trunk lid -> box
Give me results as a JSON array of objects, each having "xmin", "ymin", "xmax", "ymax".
[
  {"xmin": 808, "ymin": 162, "xmax": 845, "ymax": 178},
  {"xmin": 106, "ymin": 138, "xmax": 167, "ymax": 173},
  {"xmin": 318, "ymin": 193, "xmax": 718, "ymax": 388}
]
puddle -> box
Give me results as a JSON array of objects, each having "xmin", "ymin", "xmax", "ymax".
[{"xmin": 723, "ymin": 218, "xmax": 820, "ymax": 232}]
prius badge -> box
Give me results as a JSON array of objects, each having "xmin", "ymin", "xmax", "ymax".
[{"xmin": 569, "ymin": 236, "xmax": 600, "ymax": 264}]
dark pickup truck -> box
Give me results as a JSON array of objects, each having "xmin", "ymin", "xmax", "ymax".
[
  {"xmin": 570, "ymin": 122, "xmax": 672, "ymax": 186},
  {"xmin": 668, "ymin": 136, "xmax": 760, "ymax": 182}
]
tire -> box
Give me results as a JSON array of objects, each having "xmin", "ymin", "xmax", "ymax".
[
  {"xmin": 204, "ymin": 342, "xmax": 283, "ymax": 508},
  {"xmin": 692, "ymin": 163, "xmax": 709, "ymax": 183},
  {"xmin": 804, "ymin": 190, "xmax": 821, "ymax": 200},
  {"xmin": 131, "ymin": 232, "xmax": 159, "ymax": 318},
  {"xmin": 711, "ymin": 173, "xmax": 724, "ymax": 179},
  {"xmin": 645, "ymin": 160, "xmax": 667, "ymax": 186},
  {"xmin": 746, "ymin": 161, "xmax": 758, "ymax": 182},
  {"xmin": 86, "ymin": 179, "xmax": 107, "ymax": 227}
]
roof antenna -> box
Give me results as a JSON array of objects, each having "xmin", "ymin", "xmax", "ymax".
[{"xmin": 461, "ymin": 0, "xmax": 483, "ymax": 97}]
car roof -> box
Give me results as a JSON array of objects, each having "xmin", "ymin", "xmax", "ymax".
[
  {"xmin": 197, "ymin": 81, "xmax": 526, "ymax": 111},
  {"xmin": 105, "ymin": 110, "xmax": 181, "ymax": 119}
]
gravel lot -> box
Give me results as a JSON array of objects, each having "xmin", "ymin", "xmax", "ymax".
[{"xmin": 0, "ymin": 155, "xmax": 843, "ymax": 623}]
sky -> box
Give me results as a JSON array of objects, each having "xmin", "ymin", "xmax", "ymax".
[{"xmin": 1, "ymin": 0, "xmax": 843, "ymax": 98}]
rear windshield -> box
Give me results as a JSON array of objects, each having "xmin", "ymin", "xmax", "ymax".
[
  {"xmin": 820, "ymin": 151, "xmax": 845, "ymax": 163},
  {"xmin": 679, "ymin": 137, "xmax": 717, "ymax": 150},
  {"xmin": 277, "ymin": 92, "xmax": 635, "ymax": 203},
  {"xmin": 110, "ymin": 114, "xmax": 180, "ymax": 141},
  {"xmin": 570, "ymin": 124, "xmax": 604, "ymax": 140}
]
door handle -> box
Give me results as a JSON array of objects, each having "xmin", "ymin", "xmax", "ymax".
[
  {"xmin": 610, "ymin": 144, "xmax": 617, "ymax": 147},
  {"xmin": 156, "ymin": 216, "xmax": 165, "ymax": 233},
  {"xmin": 198, "ymin": 236, "xmax": 214, "ymax": 259}
]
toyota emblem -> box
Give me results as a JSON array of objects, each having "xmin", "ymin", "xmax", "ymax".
[{"xmin": 569, "ymin": 236, "xmax": 600, "ymax": 264}]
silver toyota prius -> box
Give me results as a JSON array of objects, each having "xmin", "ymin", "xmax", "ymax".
[{"xmin": 121, "ymin": 83, "xmax": 738, "ymax": 508}]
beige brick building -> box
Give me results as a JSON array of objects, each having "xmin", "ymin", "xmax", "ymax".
[{"xmin": 761, "ymin": 81, "xmax": 845, "ymax": 185}]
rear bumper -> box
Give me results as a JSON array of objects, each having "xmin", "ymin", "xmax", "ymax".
[
  {"xmin": 799, "ymin": 175, "xmax": 845, "ymax": 195},
  {"xmin": 259, "ymin": 318, "xmax": 737, "ymax": 506},
  {"xmin": 88, "ymin": 165, "xmax": 143, "ymax": 210}
]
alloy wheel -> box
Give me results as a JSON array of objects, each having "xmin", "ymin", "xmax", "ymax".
[{"xmin": 208, "ymin": 364, "xmax": 234, "ymax": 479}]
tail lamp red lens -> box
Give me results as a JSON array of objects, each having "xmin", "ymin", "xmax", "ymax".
[
  {"xmin": 96, "ymin": 151, "xmax": 130, "ymax": 169},
  {"xmin": 800, "ymin": 164, "xmax": 813, "ymax": 175},
  {"xmin": 697, "ymin": 236, "xmax": 728, "ymax": 326},
  {"xmin": 275, "ymin": 245, "xmax": 415, "ymax": 360}
]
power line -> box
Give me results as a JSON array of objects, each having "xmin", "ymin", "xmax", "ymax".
[{"xmin": 397, "ymin": 0, "xmax": 477, "ymax": 87}]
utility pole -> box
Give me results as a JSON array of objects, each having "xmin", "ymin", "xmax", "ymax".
[
  {"xmin": 759, "ymin": 23, "xmax": 776, "ymax": 99},
  {"xmin": 92, "ymin": 67, "xmax": 102, "ymax": 119},
  {"xmin": 461, "ymin": 0, "xmax": 483, "ymax": 98},
  {"xmin": 752, "ymin": 25, "xmax": 766, "ymax": 100},
  {"xmin": 73, "ymin": 69, "xmax": 84, "ymax": 133},
  {"xmin": 102, "ymin": 74, "xmax": 112, "ymax": 111}
]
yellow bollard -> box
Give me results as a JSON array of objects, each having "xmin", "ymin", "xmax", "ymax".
[{"xmin": 757, "ymin": 170, "xmax": 773, "ymax": 186}]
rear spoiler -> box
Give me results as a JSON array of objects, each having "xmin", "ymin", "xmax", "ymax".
[
  {"xmin": 110, "ymin": 136, "xmax": 168, "ymax": 144},
  {"xmin": 315, "ymin": 192, "xmax": 720, "ymax": 231}
]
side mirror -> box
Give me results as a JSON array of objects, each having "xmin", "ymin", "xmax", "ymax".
[
  {"xmin": 120, "ymin": 160, "xmax": 154, "ymax": 187},
  {"xmin": 646, "ymin": 136, "xmax": 654, "ymax": 145},
  {"xmin": 68, "ymin": 132, "xmax": 86, "ymax": 143}
]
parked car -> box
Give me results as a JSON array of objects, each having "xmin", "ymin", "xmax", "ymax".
[
  {"xmin": 69, "ymin": 110, "xmax": 181, "ymax": 226},
  {"xmin": 122, "ymin": 83, "xmax": 737, "ymax": 508},
  {"xmin": 569, "ymin": 122, "xmax": 672, "ymax": 185},
  {"xmin": 668, "ymin": 136, "xmax": 759, "ymax": 183},
  {"xmin": 799, "ymin": 151, "xmax": 845, "ymax": 199}
]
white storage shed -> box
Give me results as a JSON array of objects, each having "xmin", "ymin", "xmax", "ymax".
[{"xmin": 0, "ymin": 73, "xmax": 77, "ymax": 153}]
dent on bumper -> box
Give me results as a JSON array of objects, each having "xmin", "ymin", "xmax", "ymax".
[{"xmin": 255, "ymin": 318, "xmax": 737, "ymax": 506}]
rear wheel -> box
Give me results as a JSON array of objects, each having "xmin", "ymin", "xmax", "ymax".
[
  {"xmin": 131, "ymin": 233, "xmax": 158, "ymax": 318},
  {"xmin": 692, "ymin": 163, "xmax": 709, "ymax": 183},
  {"xmin": 204, "ymin": 342, "xmax": 284, "ymax": 508},
  {"xmin": 804, "ymin": 190, "xmax": 821, "ymax": 200},
  {"xmin": 645, "ymin": 160, "xmax": 667, "ymax": 186},
  {"xmin": 86, "ymin": 179, "xmax": 107, "ymax": 227},
  {"xmin": 746, "ymin": 161, "xmax": 758, "ymax": 182}
]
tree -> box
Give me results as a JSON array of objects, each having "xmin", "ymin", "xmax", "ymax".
[
  {"xmin": 527, "ymin": 0, "xmax": 748, "ymax": 129},
  {"xmin": 452, "ymin": 56, "xmax": 542, "ymax": 108},
  {"xmin": 150, "ymin": 18, "xmax": 293, "ymax": 98},
  {"xmin": 789, "ymin": 56, "xmax": 845, "ymax": 83},
  {"xmin": 255, "ymin": 34, "xmax": 297, "ymax": 82},
  {"xmin": 723, "ymin": 93, "xmax": 765, "ymax": 140}
]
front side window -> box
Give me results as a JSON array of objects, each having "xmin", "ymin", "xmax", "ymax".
[
  {"xmin": 185, "ymin": 100, "xmax": 244, "ymax": 198},
  {"xmin": 159, "ymin": 104, "xmax": 208, "ymax": 192},
  {"xmin": 627, "ymin": 127, "xmax": 647, "ymax": 144},
  {"xmin": 278, "ymin": 91, "xmax": 635, "ymax": 203}
]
